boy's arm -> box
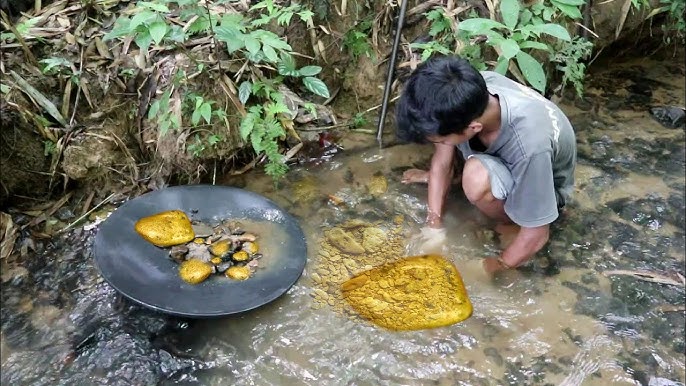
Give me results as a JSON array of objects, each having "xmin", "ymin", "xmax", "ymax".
[
  {"xmin": 426, "ymin": 143, "xmax": 456, "ymax": 228},
  {"xmin": 483, "ymin": 225, "xmax": 549, "ymax": 272}
]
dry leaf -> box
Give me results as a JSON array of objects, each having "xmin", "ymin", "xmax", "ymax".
[{"xmin": 0, "ymin": 212, "xmax": 19, "ymax": 260}]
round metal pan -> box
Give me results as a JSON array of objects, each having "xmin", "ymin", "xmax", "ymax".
[{"xmin": 93, "ymin": 185, "xmax": 307, "ymax": 318}]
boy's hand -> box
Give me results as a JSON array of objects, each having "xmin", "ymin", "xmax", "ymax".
[
  {"xmin": 482, "ymin": 257, "xmax": 510, "ymax": 274},
  {"xmin": 401, "ymin": 169, "xmax": 429, "ymax": 184},
  {"xmin": 408, "ymin": 226, "xmax": 446, "ymax": 255}
]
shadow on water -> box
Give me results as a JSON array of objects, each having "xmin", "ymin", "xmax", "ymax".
[{"xmin": 1, "ymin": 56, "xmax": 684, "ymax": 385}]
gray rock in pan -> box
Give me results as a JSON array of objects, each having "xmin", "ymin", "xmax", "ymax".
[{"xmin": 191, "ymin": 223, "xmax": 214, "ymax": 238}]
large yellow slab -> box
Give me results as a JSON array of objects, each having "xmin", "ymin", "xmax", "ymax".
[
  {"xmin": 342, "ymin": 254, "xmax": 472, "ymax": 331},
  {"xmin": 134, "ymin": 210, "xmax": 195, "ymax": 247}
]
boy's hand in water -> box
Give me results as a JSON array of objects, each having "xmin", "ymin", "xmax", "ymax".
[
  {"xmin": 482, "ymin": 257, "xmax": 510, "ymax": 274},
  {"xmin": 401, "ymin": 169, "xmax": 429, "ymax": 184},
  {"xmin": 400, "ymin": 169, "xmax": 462, "ymax": 185},
  {"xmin": 413, "ymin": 227, "xmax": 447, "ymax": 254}
]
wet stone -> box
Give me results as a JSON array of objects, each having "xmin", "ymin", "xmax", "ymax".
[
  {"xmin": 563, "ymin": 281, "xmax": 629, "ymax": 320},
  {"xmin": 650, "ymin": 106, "xmax": 686, "ymax": 129},
  {"xmin": 646, "ymin": 312, "xmax": 686, "ymax": 355},
  {"xmin": 483, "ymin": 347, "xmax": 503, "ymax": 366},
  {"xmin": 581, "ymin": 272, "xmax": 599, "ymax": 285},
  {"xmin": 55, "ymin": 207, "xmax": 75, "ymax": 221}
]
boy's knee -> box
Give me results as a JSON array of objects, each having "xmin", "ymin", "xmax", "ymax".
[{"xmin": 462, "ymin": 157, "xmax": 492, "ymax": 204}]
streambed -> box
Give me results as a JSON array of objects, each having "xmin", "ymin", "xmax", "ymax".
[{"xmin": 1, "ymin": 55, "xmax": 684, "ymax": 386}]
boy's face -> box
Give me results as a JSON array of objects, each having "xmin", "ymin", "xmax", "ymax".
[{"xmin": 426, "ymin": 130, "xmax": 476, "ymax": 146}]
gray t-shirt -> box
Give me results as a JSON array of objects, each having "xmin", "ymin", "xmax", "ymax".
[{"xmin": 457, "ymin": 71, "xmax": 577, "ymax": 227}]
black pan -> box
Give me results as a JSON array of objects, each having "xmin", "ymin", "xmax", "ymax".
[{"xmin": 93, "ymin": 185, "xmax": 307, "ymax": 318}]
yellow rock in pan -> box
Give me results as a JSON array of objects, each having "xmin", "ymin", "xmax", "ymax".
[
  {"xmin": 209, "ymin": 240, "xmax": 232, "ymax": 257},
  {"xmin": 226, "ymin": 266, "xmax": 251, "ymax": 280},
  {"xmin": 134, "ymin": 210, "xmax": 195, "ymax": 247},
  {"xmin": 341, "ymin": 254, "xmax": 473, "ymax": 331},
  {"xmin": 179, "ymin": 259, "xmax": 213, "ymax": 284}
]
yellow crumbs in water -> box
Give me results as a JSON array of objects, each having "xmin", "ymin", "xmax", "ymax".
[
  {"xmin": 309, "ymin": 218, "xmax": 408, "ymax": 315},
  {"xmin": 341, "ymin": 254, "xmax": 472, "ymax": 331}
]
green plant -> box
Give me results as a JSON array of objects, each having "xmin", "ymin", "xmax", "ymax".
[
  {"xmin": 43, "ymin": 140, "xmax": 57, "ymax": 156},
  {"xmin": 343, "ymin": 19, "xmax": 373, "ymax": 61},
  {"xmin": 212, "ymin": 1, "xmax": 329, "ymax": 179},
  {"xmin": 103, "ymin": 0, "xmax": 330, "ymax": 181},
  {"xmin": 415, "ymin": 1, "xmax": 590, "ymax": 94},
  {"xmin": 649, "ymin": 0, "xmax": 686, "ymax": 44},
  {"xmin": 0, "ymin": 16, "xmax": 40, "ymax": 41},
  {"xmin": 240, "ymin": 99, "xmax": 290, "ymax": 179},
  {"xmin": 187, "ymin": 133, "xmax": 222, "ymax": 157},
  {"xmin": 148, "ymin": 89, "xmax": 180, "ymax": 134},
  {"xmin": 351, "ymin": 112, "xmax": 368, "ymax": 128},
  {"xmin": 457, "ymin": 0, "xmax": 580, "ymax": 93},
  {"xmin": 551, "ymin": 36, "xmax": 593, "ymax": 97},
  {"xmin": 103, "ymin": 1, "xmax": 185, "ymax": 52}
]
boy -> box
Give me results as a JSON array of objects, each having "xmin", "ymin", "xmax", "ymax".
[{"xmin": 395, "ymin": 55, "xmax": 576, "ymax": 273}]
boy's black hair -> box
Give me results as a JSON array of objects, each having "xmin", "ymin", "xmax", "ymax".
[{"xmin": 395, "ymin": 55, "xmax": 490, "ymax": 143}]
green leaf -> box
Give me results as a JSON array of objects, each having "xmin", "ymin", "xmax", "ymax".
[
  {"xmin": 552, "ymin": 0, "xmax": 586, "ymax": 5},
  {"xmin": 277, "ymin": 11, "xmax": 294, "ymax": 26},
  {"xmin": 542, "ymin": 7, "xmax": 554, "ymax": 21},
  {"xmin": 499, "ymin": 38, "xmax": 520, "ymax": 59},
  {"xmin": 550, "ymin": 0, "xmax": 583, "ymax": 19},
  {"xmin": 250, "ymin": 130, "xmax": 264, "ymax": 154},
  {"xmin": 148, "ymin": 20, "xmax": 168, "ymax": 45},
  {"xmin": 192, "ymin": 109, "xmax": 201, "ymax": 126},
  {"xmin": 138, "ymin": 1, "xmax": 170, "ymax": 12},
  {"xmin": 130, "ymin": 10, "xmax": 156, "ymax": 30},
  {"xmin": 244, "ymin": 35, "xmax": 260, "ymax": 55},
  {"xmin": 500, "ymin": 0, "xmax": 521, "ymax": 29},
  {"xmin": 256, "ymin": 31, "xmax": 292, "ymax": 51},
  {"xmin": 134, "ymin": 30, "xmax": 153, "ymax": 51},
  {"xmin": 0, "ymin": 84, "xmax": 9, "ymax": 94},
  {"xmin": 148, "ymin": 100, "xmax": 160, "ymax": 120},
  {"xmin": 39, "ymin": 57, "xmax": 71, "ymax": 73},
  {"xmin": 208, "ymin": 135, "xmax": 221, "ymax": 145},
  {"xmin": 519, "ymin": 9, "xmax": 533, "ymax": 26},
  {"xmin": 518, "ymin": 41, "xmax": 551, "ymax": 51},
  {"xmin": 226, "ymin": 33, "xmax": 246, "ymax": 53},
  {"xmin": 265, "ymin": 101, "xmax": 291, "ymax": 117},
  {"xmin": 240, "ymin": 108, "xmax": 261, "ymax": 140},
  {"xmin": 167, "ymin": 25, "xmax": 186, "ymax": 42},
  {"xmin": 528, "ymin": 23, "xmax": 571, "ymax": 41},
  {"xmin": 200, "ymin": 103, "xmax": 212, "ymax": 124},
  {"xmin": 262, "ymin": 45, "xmax": 278, "ymax": 62},
  {"xmin": 303, "ymin": 77, "xmax": 330, "ymax": 98},
  {"xmin": 160, "ymin": 119, "xmax": 170, "ymax": 134},
  {"xmin": 277, "ymin": 52, "xmax": 297, "ymax": 75},
  {"xmin": 298, "ymin": 65, "xmax": 322, "ymax": 76},
  {"xmin": 297, "ymin": 10, "xmax": 315, "ymax": 22},
  {"xmin": 515, "ymin": 51, "xmax": 546, "ymax": 92},
  {"xmin": 494, "ymin": 57, "xmax": 509, "ymax": 75},
  {"xmin": 238, "ymin": 81, "xmax": 252, "ymax": 104},
  {"xmin": 458, "ymin": 18, "xmax": 508, "ymax": 34},
  {"xmin": 103, "ymin": 17, "xmax": 132, "ymax": 41}
]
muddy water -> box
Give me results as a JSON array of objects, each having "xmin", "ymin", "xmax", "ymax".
[{"xmin": 2, "ymin": 55, "xmax": 685, "ymax": 385}]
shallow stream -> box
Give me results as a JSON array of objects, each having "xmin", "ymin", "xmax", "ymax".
[{"xmin": 1, "ymin": 55, "xmax": 684, "ymax": 385}]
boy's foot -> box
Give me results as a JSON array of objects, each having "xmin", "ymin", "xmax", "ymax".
[{"xmin": 494, "ymin": 223, "xmax": 519, "ymax": 249}]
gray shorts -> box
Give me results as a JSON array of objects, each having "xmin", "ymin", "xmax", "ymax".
[{"xmin": 467, "ymin": 154, "xmax": 566, "ymax": 208}]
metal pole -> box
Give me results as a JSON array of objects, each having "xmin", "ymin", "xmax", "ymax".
[{"xmin": 376, "ymin": 0, "xmax": 409, "ymax": 148}]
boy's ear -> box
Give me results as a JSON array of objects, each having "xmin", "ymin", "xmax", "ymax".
[{"xmin": 467, "ymin": 121, "xmax": 483, "ymax": 133}]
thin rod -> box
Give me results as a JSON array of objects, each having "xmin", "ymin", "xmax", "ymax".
[{"xmin": 375, "ymin": 0, "xmax": 409, "ymax": 148}]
